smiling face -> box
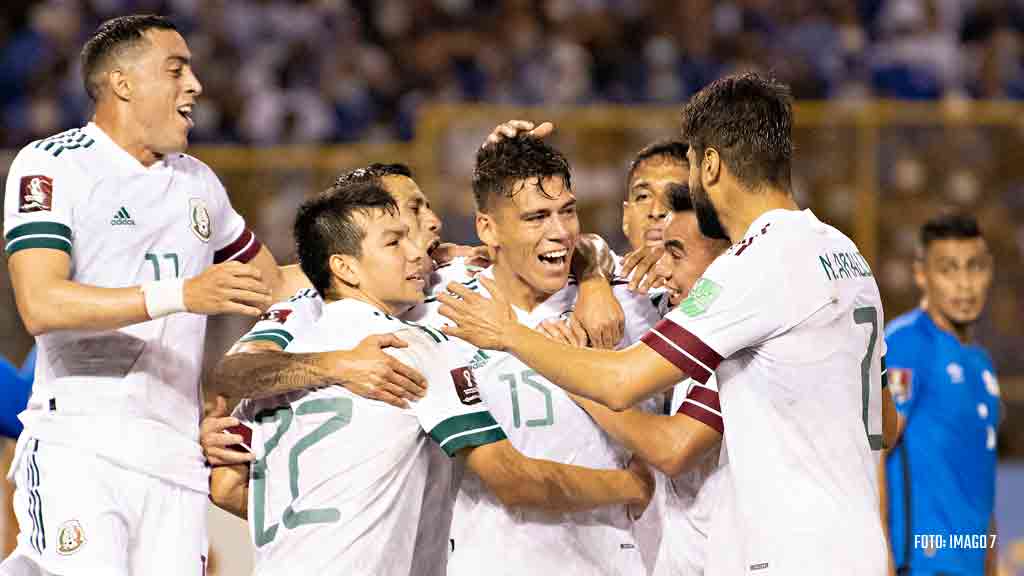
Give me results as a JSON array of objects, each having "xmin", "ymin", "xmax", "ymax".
[
  {"xmin": 916, "ymin": 237, "xmax": 993, "ymax": 331},
  {"xmin": 121, "ymin": 28, "xmax": 202, "ymax": 156},
  {"xmin": 382, "ymin": 174, "xmax": 442, "ymax": 277},
  {"xmin": 654, "ymin": 210, "xmax": 730, "ymax": 307},
  {"xmin": 478, "ymin": 176, "xmax": 579, "ymax": 304},
  {"xmin": 347, "ymin": 208, "xmax": 428, "ymax": 313},
  {"xmin": 623, "ymin": 155, "xmax": 688, "ymax": 250}
]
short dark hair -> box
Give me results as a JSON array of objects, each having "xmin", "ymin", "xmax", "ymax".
[
  {"xmin": 473, "ymin": 136, "xmax": 571, "ymax": 212},
  {"xmin": 919, "ymin": 213, "xmax": 984, "ymax": 254},
  {"xmin": 294, "ymin": 179, "xmax": 398, "ymax": 298},
  {"xmin": 667, "ymin": 183, "xmax": 693, "ymax": 213},
  {"xmin": 81, "ymin": 15, "xmax": 178, "ymax": 102},
  {"xmin": 334, "ymin": 163, "xmax": 413, "ymax": 188},
  {"xmin": 627, "ymin": 140, "xmax": 689, "ymax": 190},
  {"xmin": 681, "ymin": 72, "xmax": 793, "ymax": 190}
]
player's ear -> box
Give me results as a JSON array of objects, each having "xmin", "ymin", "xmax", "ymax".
[
  {"xmin": 621, "ymin": 201, "xmax": 631, "ymax": 239},
  {"xmin": 476, "ymin": 210, "xmax": 499, "ymax": 250},
  {"xmin": 329, "ymin": 253, "xmax": 360, "ymax": 288},
  {"xmin": 108, "ymin": 67, "xmax": 132, "ymax": 102},
  {"xmin": 912, "ymin": 257, "xmax": 926, "ymax": 294},
  {"xmin": 703, "ymin": 147, "xmax": 721, "ymax": 188}
]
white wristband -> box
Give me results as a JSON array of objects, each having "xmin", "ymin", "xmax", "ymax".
[{"xmin": 142, "ymin": 279, "xmax": 187, "ymax": 319}]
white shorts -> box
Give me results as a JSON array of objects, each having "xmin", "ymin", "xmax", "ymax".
[{"xmin": 0, "ymin": 438, "xmax": 208, "ymax": 576}]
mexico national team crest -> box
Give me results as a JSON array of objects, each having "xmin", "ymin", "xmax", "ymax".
[
  {"xmin": 678, "ymin": 278, "xmax": 723, "ymax": 318},
  {"xmin": 19, "ymin": 175, "xmax": 53, "ymax": 213},
  {"xmin": 56, "ymin": 520, "xmax": 86, "ymax": 555},
  {"xmin": 189, "ymin": 198, "xmax": 212, "ymax": 243},
  {"xmin": 451, "ymin": 366, "xmax": 481, "ymax": 405}
]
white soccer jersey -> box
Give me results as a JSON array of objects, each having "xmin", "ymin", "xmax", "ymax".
[
  {"xmin": 3, "ymin": 123, "xmax": 261, "ymax": 492},
  {"xmin": 413, "ymin": 267, "xmax": 660, "ymax": 576},
  {"xmin": 642, "ymin": 209, "xmax": 887, "ymax": 575},
  {"xmin": 234, "ymin": 298, "xmax": 505, "ymax": 576}
]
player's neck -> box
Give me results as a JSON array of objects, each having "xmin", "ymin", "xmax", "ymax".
[
  {"xmin": 92, "ymin": 110, "xmax": 161, "ymax": 167},
  {"xmin": 492, "ymin": 262, "xmax": 553, "ymax": 313},
  {"xmin": 722, "ymin": 185, "xmax": 798, "ymax": 242},
  {"xmin": 924, "ymin": 305, "xmax": 973, "ymax": 345}
]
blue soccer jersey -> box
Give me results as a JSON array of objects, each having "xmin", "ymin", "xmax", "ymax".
[{"xmin": 885, "ymin": 308, "xmax": 1001, "ymax": 574}]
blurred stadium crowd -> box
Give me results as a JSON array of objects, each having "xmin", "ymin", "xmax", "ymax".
[{"xmin": 5, "ymin": 0, "xmax": 1024, "ymax": 145}]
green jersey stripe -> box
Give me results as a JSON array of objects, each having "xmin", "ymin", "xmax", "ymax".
[
  {"xmin": 239, "ymin": 332, "xmax": 291, "ymax": 349},
  {"xmin": 5, "ymin": 236, "xmax": 71, "ymax": 256},
  {"xmin": 430, "ymin": 411, "xmax": 500, "ymax": 446},
  {"xmin": 438, "ymin": 426, "xmax": 506, "ymax": 457},
  {"xmin": 5, "ymin": 222, "xmax": 72, "ymax": 242}
]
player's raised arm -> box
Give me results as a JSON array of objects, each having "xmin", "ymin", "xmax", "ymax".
[
  {"xmin": 572, "ymin": 232, "xmax": 625, "ymax": 349},
  {"xmin": 439, "ymin": 276, "xmax": 682, "ymax": 410},
  {"xmin": 462, "ymin": 440, "xmax": 653, "ymax": 513}
]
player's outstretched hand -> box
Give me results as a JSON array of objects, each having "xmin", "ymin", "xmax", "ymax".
[
  {"xmin": 626, "ymin": 456, "xmax": 655, "ymax": 521},
  {"xmin": 438, "ymin": 276, "xmax": 517, "ymax": 351},
  {"xmin": 620, "ymin": 245, "xmax": 666, "ymax": 293},
  {"xmin": 537, "ymin": 316, "xmax": 589, "ymax": 348},
  {"xmin": 323, "ymin": 334, "xmax": 427, "ymax": 408},
  {"xmin": 201, "ymin": 396, "xmax": 255, "ymax": 467},
  {"xmin": 185, "ymin": 261, "xmax": 273, "ymax": 317},
  {"xmin": 432, "ymin": 243, "xmax": 492, "ymax": 269},
  {"xmin": 482, "ymin": 120, "xmax": 555, "ymax": 148}
]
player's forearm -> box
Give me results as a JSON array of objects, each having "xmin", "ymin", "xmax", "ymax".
[
  {"xmin": 576, "ymin": 398, "xmax": 714, "ymax": 477},
  {"xmin": 210, "ymin": 465, "xmax": 249, "ymax": 520},
  {"xmin": 15, "ymin": 277, "xmax": 149, "ymax": 335},
  {"xmin": 499, "ymin": 459, "xmax": 648, "ymax": 512},
  {"xmin": 504, "ymin": 324, "xmax": 646, "ymax": 410},
  {"xmin": 209, "ymin": 350, "xmax": 338, "ymax": 400}
]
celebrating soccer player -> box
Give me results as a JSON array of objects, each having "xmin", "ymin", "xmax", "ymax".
[{"xmin": 439, "ymin": 73, "xmax": 893, "ymax": 575}]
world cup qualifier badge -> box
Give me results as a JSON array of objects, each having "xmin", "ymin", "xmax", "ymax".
[
  {"xmin": 451, "ymin": 366, "xmax": 482, "ymax": 405},
  {"xmin": 56, "ymin": 520, "xmax": 86, "ymax": 555},
  {"xmin": 189, "ymin": 197, "xmax": 212, "ymax": 243},
  {"xmin": 19, "ymin": 175, "xmax": 53, "ymax": 213}
]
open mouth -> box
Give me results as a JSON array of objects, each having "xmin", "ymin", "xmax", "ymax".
[
  {"xmin": 426, "ymin": 239, "xmax": 441, "ymax": 258},
  {"xmin": 644, "ymin": 228, "xmax": 664, "ymax": 241},
  {"xmin": 537, "ymin": 249, "xmax": 568, "ymax": 268},
  {"xmin": 177, "ymin": 104, "xmax": 194, "ymax": 129},
  {"xmin": 406, "ymin": 272, "xmax": 425, "ymax": 285}
]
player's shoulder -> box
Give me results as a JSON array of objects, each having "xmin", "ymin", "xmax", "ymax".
[
  {"xmin": 885, "ymin": 308, "xmax": 929, "ymax": 341},
  {"xmin": 166, "ymin": 151, "xmax": 215, "ymax": 175},
  {"xmin": 11, "ymin": 128, "xmax": 97, "ymax": 177}
]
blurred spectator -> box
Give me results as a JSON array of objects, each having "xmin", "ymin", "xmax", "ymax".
[{"xmin": 0, "ymin": 347, "xmax": 34, "ymax": 439}]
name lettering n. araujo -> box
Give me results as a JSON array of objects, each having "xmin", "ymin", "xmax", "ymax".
[{"xmin": 819, "ymin": 250, "xmax": 874, "ymax": 281}]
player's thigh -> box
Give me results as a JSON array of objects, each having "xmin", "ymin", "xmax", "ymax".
[
  {"xmin": 130, "ymin": 480, "xmax": 209, "ymax": 576},
  {"xmin": 7, "ymin": 439, "xmax": 132, "ymax": 575}
]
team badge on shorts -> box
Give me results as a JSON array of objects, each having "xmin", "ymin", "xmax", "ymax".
[
  {"xmin": 189, "ymin": 198, "xmax": 212, "ymax": 243},
  {"xmin": 56, "ymin": 520, "xmax": 86, "ymax": 555},
  {"xmin": 678, "ymin": 278, "xmax": 722, "ymax": 317},
  {"xmin": 19, "ymin": 175, "xmax": 53, "ymax": 213},
  {"xmin": 451, "ymin": 366, "xmax": 481, "ymax": 405}
]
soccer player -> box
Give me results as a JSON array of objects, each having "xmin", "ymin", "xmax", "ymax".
[
  {"xmin": 439, "ymin": 73, "xmax": 890, "ymax": 575},
  {"xmin": 544, "ymin": 184, "xmax": 730, "ymax": 575},
  {"xmin": 883, "ymin": 213, "xmax": 1000, "ymax": 576},
  {"xmin": 206, "ymin": 178, "xmax": 653, "ymax": 575},
  {"xmin": 618, "ymin": 140, "xmax": 690, "ymax": 293},
  {"xmin": 0, "ymin": 15, "xmax": 406, "ymax": 576}
]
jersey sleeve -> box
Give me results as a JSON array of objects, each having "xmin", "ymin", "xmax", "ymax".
[
  {"xmin": 387, "ymin": 328, "xmax": 507, "ymax": 457},
  {"xmin": 674, "ymin": 375, "xmax": 724, "ymax": 435},
  {"xmin": 4, "ymin": 146, "xmax": 76, "ymax": 258},
  {"xmin": 614, "ymin": 284, "xmax": 664, "ymax": 348},
  {"xmin": 237, "ymin": 289, "xmax": 322, "ymax": 349},
  {"xmin": 640, "ymin": 252, "xmax": 791, "ymax": 385},
  {"xmin": 201, "ymin": 165, "xmax": 262, "ymax": 264}
]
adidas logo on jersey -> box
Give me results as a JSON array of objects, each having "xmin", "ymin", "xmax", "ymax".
[{"xmin": 111, "ymin": 206, "xmax": 135, "ymax": 226}]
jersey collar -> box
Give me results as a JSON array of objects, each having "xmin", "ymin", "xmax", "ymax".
[{"xmin": 83, "ymin": 123, "xmax": 172, "ymax": 174}]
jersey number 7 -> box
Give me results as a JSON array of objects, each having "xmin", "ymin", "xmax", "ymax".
[{"xmin": 855, "ymin": 306, "xmax": 883, "ymax": 451}]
